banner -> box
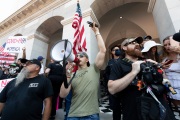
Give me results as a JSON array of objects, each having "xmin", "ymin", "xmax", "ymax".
[
  {"xmin": 4, "ymin": 36, "xmax": 27, "ymax": 53},
  {"xmin": 0, "ymin": 53, "xmax": 16, "ymax": 67},
  {"xmin": 0, "ymin": 78, "xmax": 14, "ymax": 92}
]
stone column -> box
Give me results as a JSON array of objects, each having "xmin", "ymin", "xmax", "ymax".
[
  {"xmin": 24, "ymin": 33, "xmax": 49, "ymax": 66},
  {"xmin": 61, "ymin": 8, "xmax": 100, "ymax": 64},
  {"xmin": 148, "ymin": 0, "xmax": 180, "ymax": 42},
  {"xmin": 164, "ymin": 0, "xmax": 180, "ymax": 32}
]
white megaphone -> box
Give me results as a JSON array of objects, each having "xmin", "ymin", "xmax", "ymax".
[{"xmin": 50, "ymin": 39, "xmax": 77, "ymax": 62}]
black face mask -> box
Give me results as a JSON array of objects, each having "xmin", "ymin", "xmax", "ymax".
[{"xmin": 115, "ymin": 49, "xmax": 121, "ymax": 56}]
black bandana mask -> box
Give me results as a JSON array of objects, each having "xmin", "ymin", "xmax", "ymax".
[{"xmin": 115, "ymin": 49, "xmax": 121, "ymax": 56}]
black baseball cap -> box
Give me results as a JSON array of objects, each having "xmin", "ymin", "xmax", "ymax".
[
  {"xmin": 19, "ymin": 58, "xmax": 29, "ymax": 63},
  {"xmin": 144, "ymin": 35, "xmax": 152, "ymax": 40},
  {"xmin": 28, "ymin": 59, "xmax": 41, "ymax": 68}
]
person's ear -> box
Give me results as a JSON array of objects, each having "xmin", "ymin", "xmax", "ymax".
[
  {"xmin": 85, "ymin": 58, "xmax": 89, "ymax": 63},
  {"xmin": 35, "ymin": 65, "xmax": 40, "ymax": 71},
  {"xmin": 122, "ymin": 46, "xmax": 127, "ymax": 51}
]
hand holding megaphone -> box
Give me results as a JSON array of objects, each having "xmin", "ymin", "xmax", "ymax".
[{"xmin": 66, "ymin": 62, "xmax": 75, "ymax": 77}]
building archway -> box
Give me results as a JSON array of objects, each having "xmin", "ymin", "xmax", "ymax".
[
  {"xmin": 35, "ymin": 16, "xmax": 64, "ymax": 65},
  {"xmin": 91, "ymin": 1, "xmax": 159, "ymax": 64},
  {"xmin": 14, "ymin": 34, "xmax": 23, "ymax": 36}
]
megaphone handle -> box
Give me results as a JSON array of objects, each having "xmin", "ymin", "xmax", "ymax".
[
  {"xmin": 64, "ymin": 39, "xmax": 68, "ymax": 51},
  {"xmin": 63, "ymin": 71, "xmax": 76, "ymax": 89},
  {"xmin": 64, "ymin": 78, "xmax": 69, "ymax": 88},
  {"xmin": 67, "ymin": 71, "xmax": 77, "ymax": 86},
  {"xmin": 63, "ymin": 49, "xmax": 68, "ymax": 88}
]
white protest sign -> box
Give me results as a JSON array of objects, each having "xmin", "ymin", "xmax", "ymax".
[
  {"xmin": 0, "ymin": 78, "xmax": 14, "ymax": 92},
  {"xmin": 4, "ymin": 36, "xmax": 27, "ymax": 53}
]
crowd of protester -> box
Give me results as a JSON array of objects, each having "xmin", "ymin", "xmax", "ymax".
[{"xmin": 0, "ymin": 21, "xmax": 180, "ymax": 120}]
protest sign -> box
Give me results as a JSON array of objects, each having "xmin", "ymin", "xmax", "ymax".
[
  {"xmin": 0, "ymin": 78, "xmax": 14, "ymax": 92},
  {"xmin": 4, "ymin": 36, "xmax": 27, "ymax": 53}
]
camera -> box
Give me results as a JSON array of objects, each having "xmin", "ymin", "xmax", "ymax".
[
  {"xmin": 139, "ymin": 61, "xmax": 163, "ymax": 85},
  {"xmin": 87, "ymin": 21, "xmax": 98, "ymax": 27},
  {"xmin": 138, "ymin": 61, "xmax": 165, "ymax": 95}
]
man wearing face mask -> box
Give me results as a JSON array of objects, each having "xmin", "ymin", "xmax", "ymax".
[
  {"xmin": 8, "ymin": 63, "xmax": 20, "ymax": 78},
  {"xmin": 0, "ymin": 63, "xmax": 20, "ymax": 80},
  {"xmin": 104, "ymin": 45, "xmax": 122, "ymax": 120}
]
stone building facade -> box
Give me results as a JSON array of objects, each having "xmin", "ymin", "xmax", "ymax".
[{"xmin": 0, "ymin": 0, "xmax": 180, "ymax": 67}]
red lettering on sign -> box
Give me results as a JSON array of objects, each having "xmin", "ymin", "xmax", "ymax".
[{"xmin": 1, "ymin": 80, "xmax": 8, "ymax": 87}]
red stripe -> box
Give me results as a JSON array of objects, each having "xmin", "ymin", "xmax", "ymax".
[
  {"xmin": 72, "ymin": 3, "xmax": 87, "ymax": 55},
  {"xmin": 0, "ymin": 58, "xmax": 15, "ymax": 61},
  {"xmin": 0, "ymin": 54, "xmax": 16, "ymax": 57}
]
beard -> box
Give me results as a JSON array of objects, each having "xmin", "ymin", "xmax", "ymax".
[
  {"xmin": 15, "ymin": 68, "xmax": 29, "ymax": 87},
  {"xmin": 126, "ymin": 45, "xmax": 142, "ymax": 58}
]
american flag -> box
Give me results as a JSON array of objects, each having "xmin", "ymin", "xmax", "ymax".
[
  {"xmin": 72, "ymin": 2, "xmax": 87, "ymax": 54},
  {"xmin": 0, "ymin": 43, "xmax": 15, "ymax": 67},
  {"xmin": 0, "ymin": 43, "xmax": 9, "ymax": 56}
]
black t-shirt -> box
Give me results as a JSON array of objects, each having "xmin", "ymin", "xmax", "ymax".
[
  {"xmin": 0, "ymin": 75, "xmax": 53, "ymax": 120},
  {"xmin": 109, "ymin": 59, "xmax": 141, "ymax": 120},
  {"xmin": 47, "ymin": 62, "xmax": 63, "ymax": 76},
  {"xmin": 104, "ymin": 58, "xmax": 120, "ymax": 80}
]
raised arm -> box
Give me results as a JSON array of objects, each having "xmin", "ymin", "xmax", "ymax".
[
  {"xmin": 91, "ymin": 22, "xmax": 106, "ymax": 69},
  {"xmin": 22, "ymin": 47, "xmax": 26, "ymax": 59}
]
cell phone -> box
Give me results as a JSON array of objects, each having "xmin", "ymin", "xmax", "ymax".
[
  {"xmin": 165, "ymin": 60, "xmax": 174, "ymax": 65},
  {"xmin": 87, "ymin": 21, "xmax": 98, "ymax": 27}
]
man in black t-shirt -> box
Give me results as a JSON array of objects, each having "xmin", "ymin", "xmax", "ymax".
[
  {"xmin": 104, "ymin": 45, "xmax": 122, "ymax": 120},
  {"xmin": 108, "ymin": 37, "xmax": 175, "ymax": 120},
  {"xmin": 0, "ymin": 59, "xmax": 53, "ymax": 120},
  {"xmin": 108, "ymin": 37, "xmax": 144, "ymax": 120},
  {"xmin": 45, "ymin": 59, "xmax": 64, "ymax": 119}
]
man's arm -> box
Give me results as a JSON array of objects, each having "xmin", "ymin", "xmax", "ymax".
[
  {"xmin": 108, "ymin": 61, "xmax": 144, "ymax": 94},
  {"xmin": 0, "ymin": 103, "xmax": 5, "ymax": 113},
  {"xmin": 60, "ymin": 78, "xmax": 72, "ymax": 98},
  {"xmin": 169, "ymin": 46, "xmax": 180, "ymax": 53},
  {"xmin": 91, "ymin": 22, "xmax": 106, "ymax": 69},
  {"xmin": 42, "ymin": 97, "xmax": 52, "ymax": 120},
  {"xmin": 45, "ymin": 68, "xmax": 50, "ymax": 77},
  {"xmin": 60, "ymin": 62, "xmax": 74, "ymax": 98},
  {"xmin": 22, "ymin": 47, "xmax": 26, "ymax": 59}
]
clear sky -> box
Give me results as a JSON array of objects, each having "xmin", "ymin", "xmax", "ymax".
[{"xmin": 0, "ymin": 0, "xmax": 30, "ymax": 23}]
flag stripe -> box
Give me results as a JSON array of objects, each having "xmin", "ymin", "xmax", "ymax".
[{"xmin": 72, "ymin": 2, "xmax": 87, "ymax": 55}]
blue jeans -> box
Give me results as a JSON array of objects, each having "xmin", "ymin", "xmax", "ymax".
[
  {"xmin": 67, "ymin": 114, "xmax": 99, "ymax": 120},
  {"xmin": 64, "ymin": 90, "xmax": 72, "ymax": 120}
]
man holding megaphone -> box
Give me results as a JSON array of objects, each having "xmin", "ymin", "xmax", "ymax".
[{"xmin": 60, "ymin": 22, "xmax": 106, "ymax": 120}]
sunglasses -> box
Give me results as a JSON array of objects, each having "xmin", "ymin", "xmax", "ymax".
[
  {"xmin": 76, "ymin": 54, "xmax": 85, "ymax": 58},
  {"xmin": 125, "ymin": 41, "xmax": 137, "ymax": 46}
]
